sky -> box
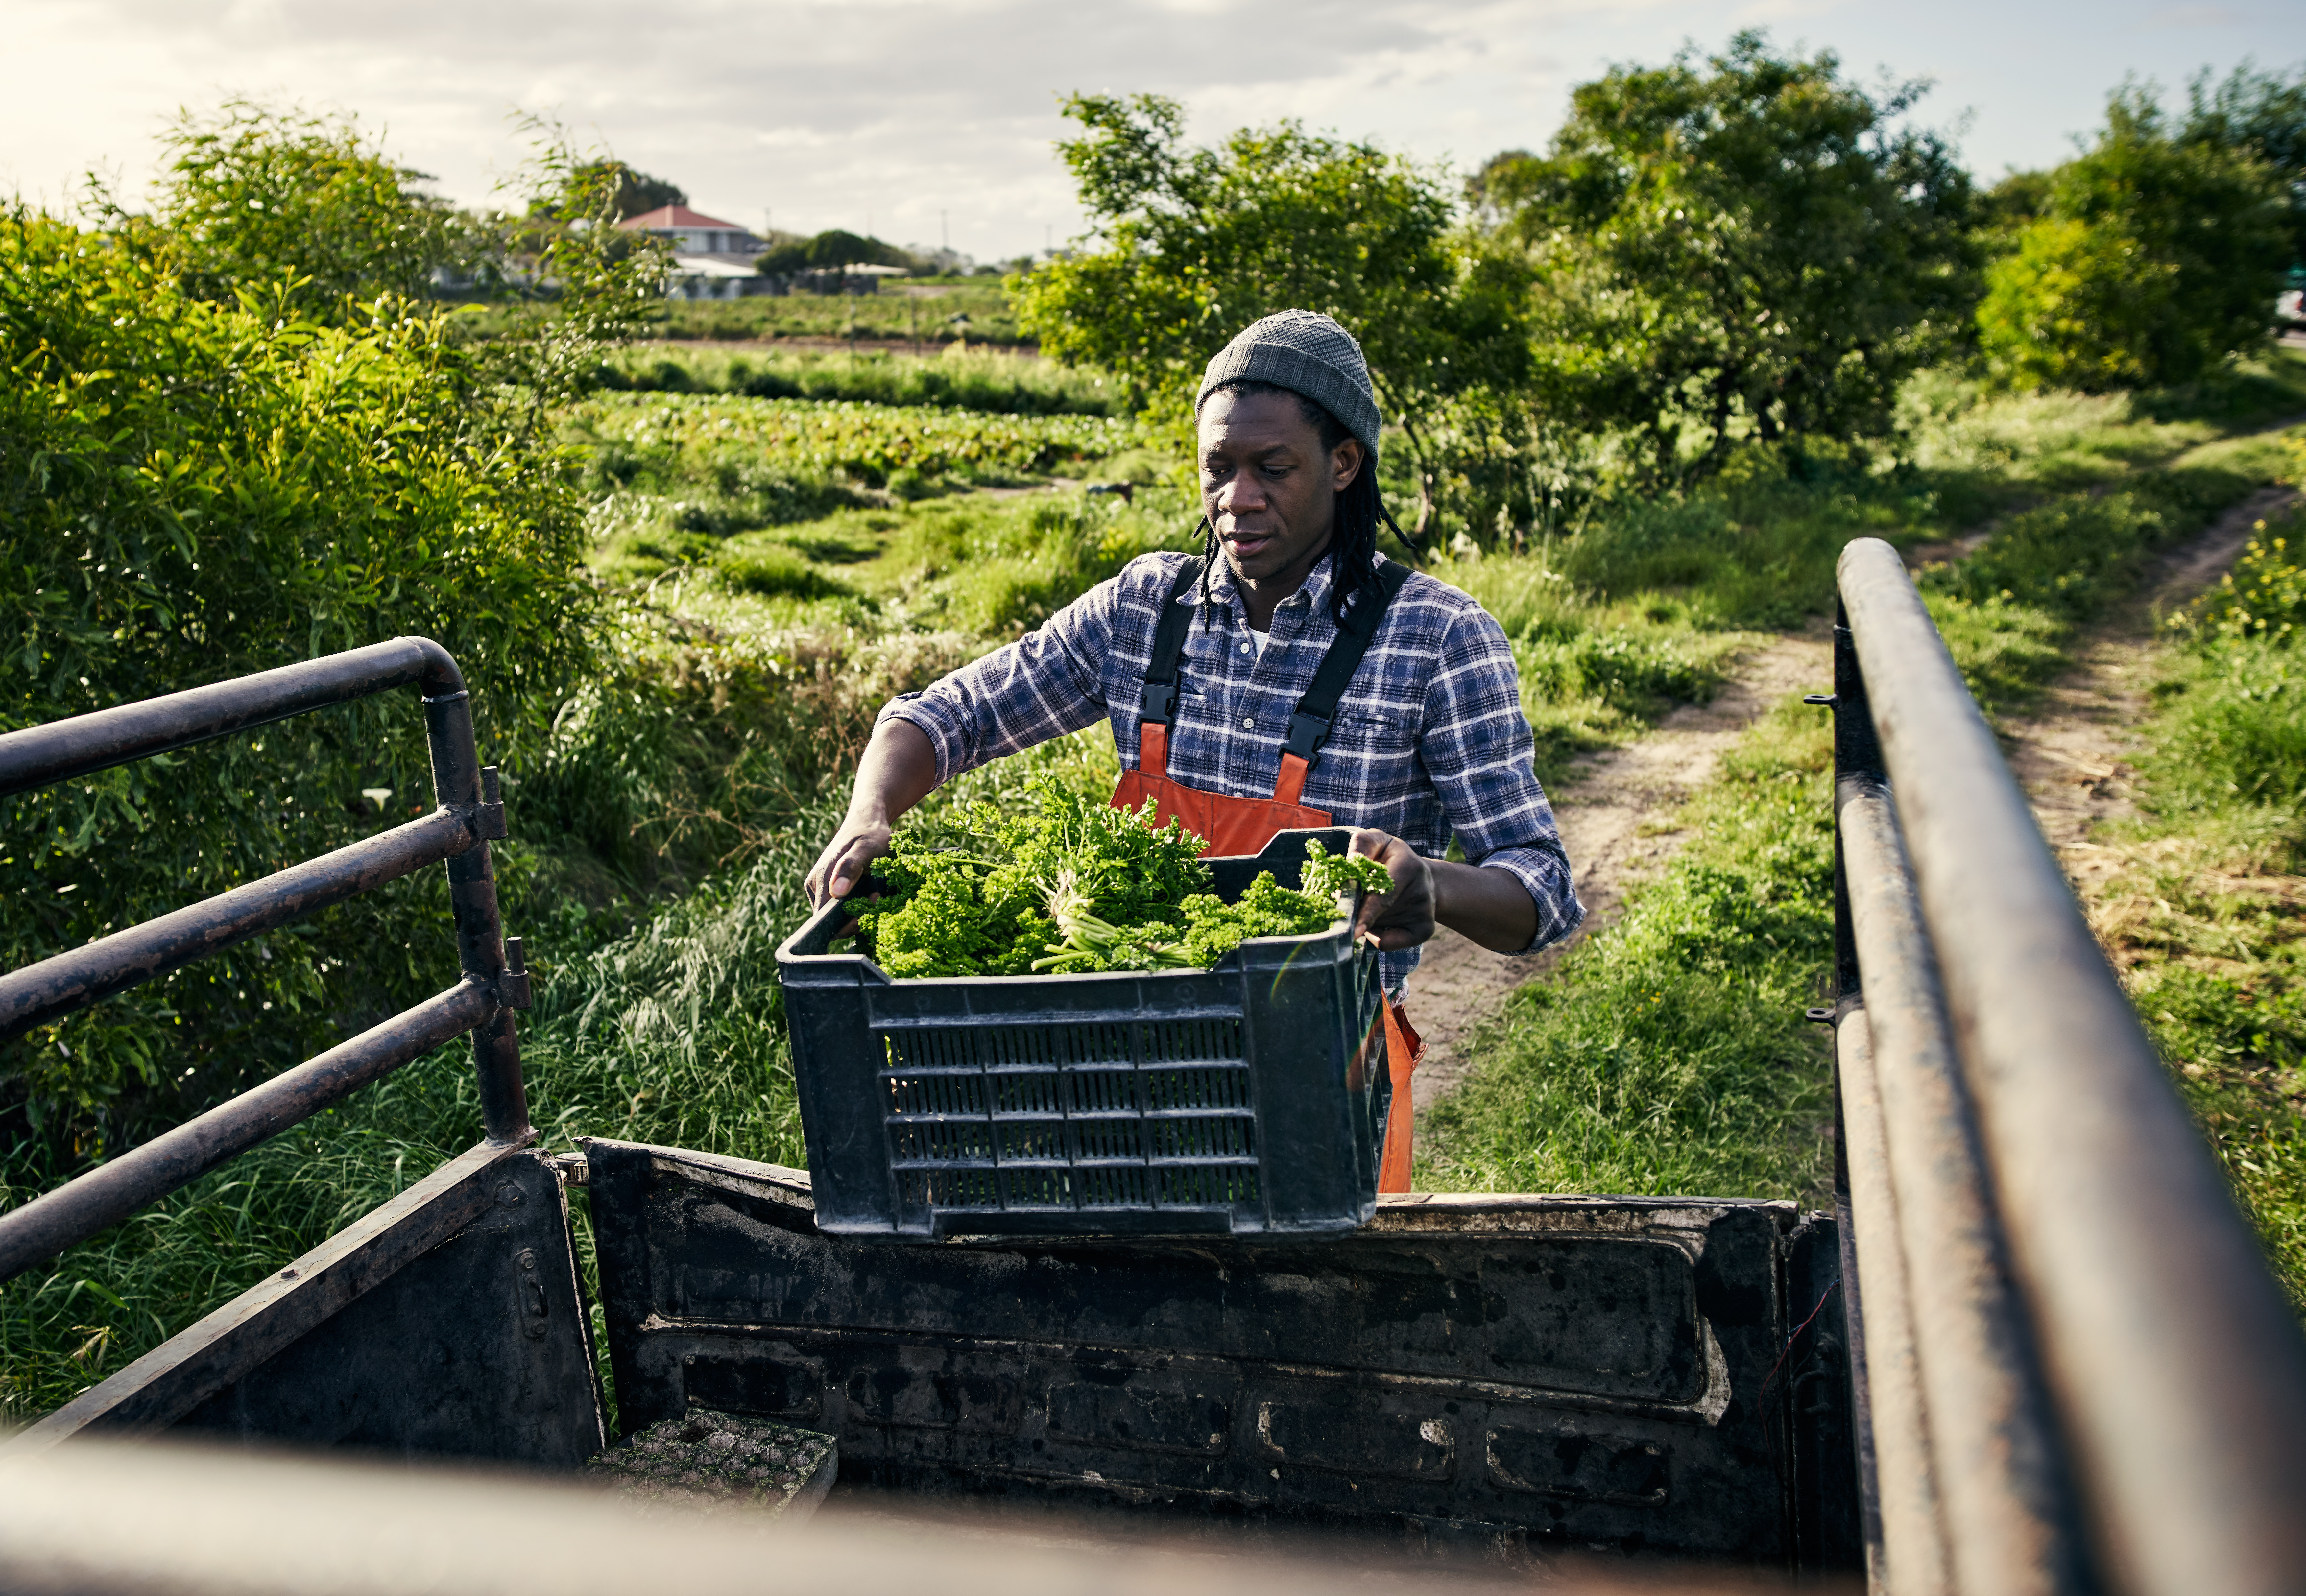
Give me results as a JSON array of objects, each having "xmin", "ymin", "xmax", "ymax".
[{"xmin": 3, "ymin": 0, "xmax": 2302, "ymax": 264}]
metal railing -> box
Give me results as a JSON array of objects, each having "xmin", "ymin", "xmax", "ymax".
[
  {"xmin": 0, "ymin": 637, "xmax": 533, "ymax": 1286},
  {"xmin": 1827, "ymin": 539, "xmax": 2306, "ymax": 1595}
]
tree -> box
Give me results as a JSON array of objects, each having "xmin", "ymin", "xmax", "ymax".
[
  {"xmin": 1473, "ymin": 32, "xmax": 1977, "ymax": 484},
  {"xmin": 121, "ymin": 101, "xmax": 476, "ymax": 315},
  {"xmin": 1, "ymin": 108, "xmax": 665, "ymax": 1153},
  {"xmin": 1012, "ymin": 94, "xmax": 1529, "ymax": 538},
  {"xmin": 1977, "ymin": 87, "xmax": 2289, "ymax": 390},
  {"xmin": 755, "ymin": 229, "xmax": 909, "ymax": 277},
  {"xmin": 2181, "ymin": 61, "xmax": 2306, "ymax": 267},
  {"xmin": 606, "ymin": 164, "xmax": 688, "ymax": 222}
]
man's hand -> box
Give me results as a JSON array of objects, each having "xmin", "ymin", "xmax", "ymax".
[
  {"xmin": 1348, "ymin": 828, "xmax": 1437, "ymax": 952},
  {"xmin": 805, "ymin": 719, "xmax": 941, "ymax": 914},
  {"xmin": 1346, "ymin": 827, "xmax": 1544, "ymax": 955},
  {"xmin": 805, "ymin": 817, "xmax": 894, "ymax": 912}
]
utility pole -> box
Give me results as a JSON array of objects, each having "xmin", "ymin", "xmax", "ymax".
[{"xmin": 941, "ymin": 210, "xmax": 948, "ymax": 252}]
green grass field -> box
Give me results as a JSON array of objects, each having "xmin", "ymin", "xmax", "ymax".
[{"xmin": 7, "ymin": 350, "xmax": 2305, "ymax": 1420}]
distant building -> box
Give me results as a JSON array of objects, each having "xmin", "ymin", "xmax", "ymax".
[
  {"xmin": 616, "ymin": 205, "xmax": 781, "ymax": 300},
  {"xmin": 617, "ymin": 205, "xmax": 760, "ymax": 259}
]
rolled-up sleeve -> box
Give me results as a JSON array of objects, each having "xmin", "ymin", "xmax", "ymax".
[
  {"xmin": 877, "ymin": 578, "xmax": 1119, "ymax": 784},
  {"xmin": 1417, "ymin": 605, "xmax": 1586, "ymax": 954}
]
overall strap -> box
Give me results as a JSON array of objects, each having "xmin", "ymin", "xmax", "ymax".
[
  {"xmin": 1273, "ymin": 558, "xmax": 1415, "ymax": 805},
  {"xmin": 1135, "ymin": 556, "xmax": 1206, "ymax": 775}
]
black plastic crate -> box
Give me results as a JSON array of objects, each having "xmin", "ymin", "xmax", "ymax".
[{"xmin": 775, "ymin": 828, "xmax": 1392, "ymax": 1239}]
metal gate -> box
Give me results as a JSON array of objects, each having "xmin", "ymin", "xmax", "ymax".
[{"xmin": 0, "ymin": 638, "xmax": 603, "ymax": 1465}]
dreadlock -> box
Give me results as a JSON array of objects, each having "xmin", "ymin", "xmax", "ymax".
[{"xmin": 1198, "ymin": 381, "xmax": 1412, "ymax": 627}]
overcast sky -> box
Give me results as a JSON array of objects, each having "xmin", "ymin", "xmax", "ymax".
[{"xmin": 5, "ymin": 0, "xmax": 2302, "ymax": 263}]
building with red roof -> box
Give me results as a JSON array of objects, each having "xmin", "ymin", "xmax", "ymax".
[{"xmin": 616, "ymin": 205, "xmax": 759, "ymax": 259}]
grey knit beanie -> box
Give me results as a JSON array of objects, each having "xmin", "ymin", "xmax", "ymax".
[{"xmin": 1194, "ymin": 310, "xmax": 1381, "ymax": 468}]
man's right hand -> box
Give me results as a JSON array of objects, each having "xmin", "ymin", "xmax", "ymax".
[
  {"xmin": 806, "ymin": 719, "xmax": 942, "ymax": 914},
  {"xmin": 806, "ymin": 818, "xmax": 894, "ymax": 911}
]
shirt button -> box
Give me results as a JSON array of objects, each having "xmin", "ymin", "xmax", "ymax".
[
  {"xmin": 1238, "ymin": 642, "xmax": 1250, "ymax": 655},
  {"xmin": 1241, "ymin": 716, "xmax": 1255, "ymax": 728}
]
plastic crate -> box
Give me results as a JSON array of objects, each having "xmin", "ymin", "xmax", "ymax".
[{"xmin": 775, "ymin": 828, "xmax": 1392, "ymax": 1239}]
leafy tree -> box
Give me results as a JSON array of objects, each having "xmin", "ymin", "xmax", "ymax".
[
  {"xmin": 755, "ymin": 229, "xmax": 909, "ymax": 276},
  {"xmin": 113, "ymin": 101, "xmax": 476, "ymax": 317},
  {"xmin": 2181, "ymin": 61, "xmax": 2306, "ymax": 266},
  {"xmin": 1012, "ymin": 94, "xmax": 1529, "ymax": 538},
  {"xmin": 1977, "ymin": 87, "xmax": 2289, "ymax": 390},
  {"xmin": 1473, "ymin": 31, "xmax": 1977, "ymax": 484},
  {"xmin": 604, "ymin": 164, "xmax": 688, "ymax": 222},
  {"xmin": 0, "ymin": 110, "xmax": 664, "ymax": 1159}
]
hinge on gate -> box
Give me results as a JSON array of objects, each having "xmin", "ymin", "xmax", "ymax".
[
  {"xmin": 493, "ymin": 936, "xmax": 533, "ymax": 1010},
  {"xmin": 474, "ymin": 765, "xmax": 509, "ymax": 840}
]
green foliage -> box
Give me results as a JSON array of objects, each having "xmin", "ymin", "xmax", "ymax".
[
  {"xmin": 854, "ymin": 780, "xmax": 1212, "ymax": 978},
  {"xmin": 1978, "ymin": 88, "xmax": 2291, "ymax": 391},
  {"xmin": 118, "ymin": 101, "xmax": 475, "ymax": 317},
  {"xmin": 598, "ymin": 164, "xmax": 687, "ymax": 222},
  {"xmin": 756, "ymin": 230, "xmax": 910, "ymax": 276},
  {"xmin": 1474, "ymin": 30, "xmax": 1978, "ymax": 485},
  {"xmin": 852, "ymin": 787, "xmax": 1376, "ymax": 979},
  {"xmin": 1014, "ymin": 93, "xmax": 1530, "ymax": 535},
  {"xmin": 605, "ymin": 281, "xmax": 1023, "ymax": 347},
  {"xmin": 568, "ymin": 391, "xmax": 1139, "ymax": 493},
  {"xmin": 594, "ymin": 344, "xmax": 1121, "ymax": 417},
  {"xmin": 0, "ymin": 205, "xmax": 597, "ymax": 1148},
  {"xmin": 2179, "ymin": 62, "xmax": 2306, "ymax": 268},
  {"xmin": 1425, "ymin": 700, "xmax": 1835, "ymax": 1201}
]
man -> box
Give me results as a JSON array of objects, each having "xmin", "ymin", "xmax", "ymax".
[{"xmin": 805, "ymin": 309, "xmax": 1581, "ymax": 1014}]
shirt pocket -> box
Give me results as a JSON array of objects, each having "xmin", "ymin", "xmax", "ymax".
[{"xmin": 1327, "ymin": 708, "xmax": 1416, "ymax": 754}]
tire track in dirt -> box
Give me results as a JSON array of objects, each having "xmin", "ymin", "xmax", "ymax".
[
  {"xmin": 2000, "ymin": 483, "xmax": 2302, "ymax": 894},
  {"xmin": 1409, "ymin": 622, "xmax": 1835, "ymax": 1108}
]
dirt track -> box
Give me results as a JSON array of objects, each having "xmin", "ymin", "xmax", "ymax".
[
  {"xmin": 1409, "ymin": 624, "xmax": 1834, "ymax": 1108},
  {"xmin": 1407, "ymin": 478, "xmax": 2300, "ymax": 1111},
  {"xmin": 1999, "ymin": 483, "xmax": 2302, "ymax": 896}
]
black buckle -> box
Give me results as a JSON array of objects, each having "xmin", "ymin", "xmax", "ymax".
[
  {"xmin": 1141, "ymin": 681, "xmax": 1176, "ymax": 723},
  {"xmin": 1284, "ymin": 711, "xmax": 1331, "ymax": 765}
]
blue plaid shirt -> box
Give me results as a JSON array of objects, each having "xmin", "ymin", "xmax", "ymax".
[{"xmin": 880, "ymin": 551, "xmax": 1584, "ymax": 990}]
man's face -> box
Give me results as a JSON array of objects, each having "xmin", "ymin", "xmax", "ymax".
[{"xmin": 1197, "ymin": 389, "xmax": 1363, "ymax": 587}]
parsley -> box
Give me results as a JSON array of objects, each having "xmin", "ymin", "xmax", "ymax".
[{"xmin": 846, "ymin": 781, "xmax": 1390, "ymax": 978}]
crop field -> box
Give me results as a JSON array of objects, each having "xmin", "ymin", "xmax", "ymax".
[
  {"xmin": 571, "ymin": 391, "xmax": 1142, "ymax": 490},
  {"xmin": 652, "ymin": 281, "xmax": 1026, "ymax": 346},
  {"xmin": 597, "ymin": 343, "xmax": 1119, "ymax": 416}
]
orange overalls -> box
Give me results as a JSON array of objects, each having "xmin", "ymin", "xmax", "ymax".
[{"xmin": 1110, "ymin": 556, "xmax": 1425, "ymax": 1192}]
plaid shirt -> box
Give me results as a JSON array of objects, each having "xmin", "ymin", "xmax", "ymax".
[{"xmin": 880, "ymin": 551, "xmax": 1584, "ymax": 990}]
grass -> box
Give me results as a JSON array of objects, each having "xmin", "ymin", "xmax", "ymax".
[
  {"xmin": 2076, "ymin": 495, "xmax": 2306, "ymax": 1306},
  {"xmin": 1422, "ymin": 698, "xmax": 1838, "ymax": 1203},
  {"xmin": 1427, "ymin": 373, "xmax": 2306, "ymax": 1216}
]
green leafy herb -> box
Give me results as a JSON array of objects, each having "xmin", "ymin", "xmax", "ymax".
[{"xmin": 847, "ymin": 780, "xmax": 1378, "ymax": 977}]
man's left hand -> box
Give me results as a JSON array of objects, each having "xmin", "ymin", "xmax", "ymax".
[{"xmin": 1347, "ymin": 828, "xmax": 1437, "ymax": 952}]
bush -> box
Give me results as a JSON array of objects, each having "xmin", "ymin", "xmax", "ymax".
[
  {"xmin": 0, "ymin": 206, "xmax": 593, "ymax": 1152},
  {"xmin": 1978, "ymin": 90, "xmax": 2290, "ymax": 391}
]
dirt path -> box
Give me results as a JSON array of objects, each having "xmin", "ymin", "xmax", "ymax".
[
  {"xmin": 2000, "ymin": 483, "xmax": 2301, "ymax": 893},
  {"xmin": 1407, "ymin": 479, "xmax": 2299, "ymax": 1109},
  {"xmin": 1409, "ymin": 622, "xmax": 1835, "ymax": 1108}
]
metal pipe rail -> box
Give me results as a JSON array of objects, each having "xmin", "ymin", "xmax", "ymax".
[
  {"xmin": 0, "ymin": 637, "xmax": 534, "ymax": 1288},
  {"xmin": 1829, "ymin": 539, "xmax": 2306, "ymax": 1596}
]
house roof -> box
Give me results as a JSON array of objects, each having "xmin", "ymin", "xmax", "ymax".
[{"xmin": 617, "ymin": 204, "xmax": 749, "ymax": 233}]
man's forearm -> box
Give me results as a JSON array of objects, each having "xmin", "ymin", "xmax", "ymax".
[
  {"xmin": 807, "ymin": 719, "xmax": 942, "ymax": 907},
  {"xmin": 1429, "ymin": 859, "xmax": 1541, "ymax": 954},
  {"xmin": 847, "ymin": 719, "xmax": 941, "ymax": 828}
]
